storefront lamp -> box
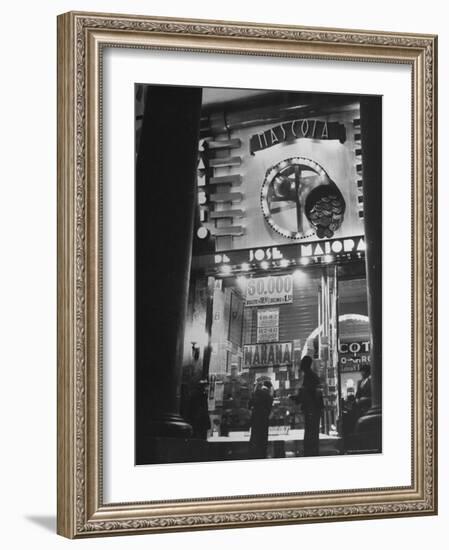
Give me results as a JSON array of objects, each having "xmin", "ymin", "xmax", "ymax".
[
  {"xmin": 299, "ymin": 257, "xmax": 310, "ymax": 266},
  {"xmin": 196, "ymin": 226, "xmax": 209, "ymax": 239},
  {"xmin": 241, "ymin": 262, "xmax": 250, "ymax": 272},
  {"xmin": 293, "ymin": 269, "xmax": 306, "ymax": 282},
  {"xmin": 260, "ymin": 260, "xmax": 269, "ymax": 270},
  {"xmin": 323, "ymin": 254, "xmax": 334, "ymax": 263}
]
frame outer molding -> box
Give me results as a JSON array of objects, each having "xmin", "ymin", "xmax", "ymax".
[
  {"xmin": 57, "ymin": 12, "xmax": 77, "ymax": 539},
  {"xmin": 57, "ymin": 11, "xmax": 437, "ymax": 539}
]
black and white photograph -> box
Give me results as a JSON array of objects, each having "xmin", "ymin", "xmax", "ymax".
[
  {"xmin": 135, "ymin": 85, "xmax": 382, "ymax": 465},
  {"xmin": 0, "ymin": 0, "xmax": 441, "ymax": 545}
]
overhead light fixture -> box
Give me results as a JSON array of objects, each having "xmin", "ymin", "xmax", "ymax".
[{"xmin": 293, "ymin": 269, "xmax": 306, "ymax": 282}]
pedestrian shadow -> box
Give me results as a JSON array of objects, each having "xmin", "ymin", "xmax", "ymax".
[{"xmin": 24, "ymin": 515, "xmax": 56, "ymax": 533}]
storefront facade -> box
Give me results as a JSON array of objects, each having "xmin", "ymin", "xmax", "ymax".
[{"xmin": 182, "ymin": 90, "xmax": 374, "ymax": 452}]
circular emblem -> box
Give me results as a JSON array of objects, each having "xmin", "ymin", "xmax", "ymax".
[{"xmin": 260, "ymin": 157, "xmax": 346, "ymax": 240}]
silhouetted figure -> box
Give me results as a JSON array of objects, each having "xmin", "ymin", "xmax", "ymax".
[
  {"xmin": 221, "ymin": 412, "xmax": 231, "ymax": 437},
  {"xmin": 249, "ymin": 381, "xmax": 274, "ymax": 459},
  {"xmin": 355, "ymin": 365, "xmax": 372, "ymax": 420},
  {"xmin": 341, "ymin": 392, "xmax": 357, "ymax": 451},
  {"xmin": 187, "ymin": 380, "xmax": 211, "ymax": 440},
  {"xmin": 294, "ymin": 356, "xmax": 324, "ymax": 457}
]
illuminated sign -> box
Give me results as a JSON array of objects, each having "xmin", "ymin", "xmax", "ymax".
[
  {"xmin": 248, "ymin": 247, "xmax": 283, "ymax": 261},
  {"xmin": 300, "ymin": 237, "xmax": 365, "ymax": 257},
  {"xmin": 243, "ymin": 342, "xmax": 292, "ymax": 368},
  {"xmin": 339, "ymin": 342, "xmax": 370, "ymax": 354},
  {"xmin": 339, "ymin": 340, "xmax": 370, "ymax": 373},
  {"xmin": 250, "ymin": 119, "xmax": 346, "ymax": 154},
  {"xmin": 257, "ymin": 308, "xmax": 279, "ymax": 343},
  {"xmin": 202, "ymin": 106, "xmax": 364, "ymax": 252},
  {"xmin": 245, "ymin": 275, "xmax": 293, "ymax": 307},
  {"xmin": 193, "ymin": 235, "xmax": 365, "ymax": 271}
]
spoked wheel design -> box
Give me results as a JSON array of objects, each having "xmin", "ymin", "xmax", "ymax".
[{"xmin": 261, "ymin": 157, "xmax": 346, "ymax": 240}]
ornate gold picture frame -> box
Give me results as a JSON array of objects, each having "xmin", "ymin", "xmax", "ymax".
[{"xmin": 57, "ymin": 11, "xmax": 437, "ymax": 538}]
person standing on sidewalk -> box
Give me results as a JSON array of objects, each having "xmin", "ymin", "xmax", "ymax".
[
  {"xmin": 291, "ymin": 356, "xmax": 324, "ymax": 457},
  {"xmin": 249, "ymin": 380, "xmax": 274, "ymax": 459}
]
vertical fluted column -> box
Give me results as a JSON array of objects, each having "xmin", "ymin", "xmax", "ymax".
[{"xmin": 135, "ymin": 85, "xmax": 202, "ymax": 441}]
